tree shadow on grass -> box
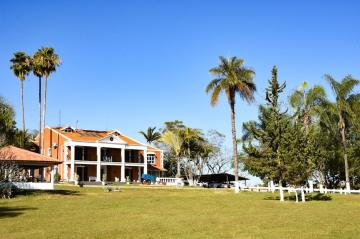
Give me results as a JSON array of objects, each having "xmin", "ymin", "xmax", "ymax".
[
  {"xmin": 264, "ymin": 193, "xmax": 332, "ymax": 201},
  {"xmin": 16, "ymin": 189, "xmax": 81, "ymax": 197},
  {"xmin": 0, "ymin": 206, "xmax": 37, "ymax": 219}
]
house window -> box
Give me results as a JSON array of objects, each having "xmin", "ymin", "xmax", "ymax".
[
  {"xmin": 147, "ymin": 154, "xmax": 156, "ymax": 164},
  {"xmin": 48, "ymin": 148, "xmax": 52, "ymax": 157},
  {"xmin": 63, "ymin": 128, "xmax": 73, "ymax": 133}
]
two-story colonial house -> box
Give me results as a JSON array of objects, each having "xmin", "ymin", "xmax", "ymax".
[{"xmin": 42, "ymin": 126, "xmax": 164, "ymax": 183}]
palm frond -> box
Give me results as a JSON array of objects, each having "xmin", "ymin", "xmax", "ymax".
[{"xmin": 339, "ymin": 75, "xmax": 359, "ymax": 98}]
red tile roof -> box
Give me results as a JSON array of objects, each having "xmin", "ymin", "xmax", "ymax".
[
  {"xmin": 0, "ymin": 146, "xmax": 61, "ymax": 163},
  {"xmin": 51, "ymin": 127, "xmax": 147, "ymax": 146}
]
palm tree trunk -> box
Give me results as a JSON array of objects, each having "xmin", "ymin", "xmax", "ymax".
[
  {"xmin": 38, "ymin": 76, "xmax": 42, "ymax": 154},
  {"xmin": 304, "ymin": 109, "xmax": 309, "ymax": 134},
  {"xmin": 176, "ymin": 155, "xmax": 181, "ymax": 178},
  {"xmin": 230, "ymin": 102, "xmax": 239, "ymax": 193},
  {"xmin": 20, "ymin": 80, "xmax": 25, "ymax": 147},
  {"xmin": 42, "ymin": 76, "xmax": 48, "ymax": 152},
  {"xmin": 341, "ymin": 126, "xmax": 350, "ymax": 191}
]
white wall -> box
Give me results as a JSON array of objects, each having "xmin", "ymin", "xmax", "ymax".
[{"xmin": 13, "ymin": 182, "xmax": 54, "ymax": 190}]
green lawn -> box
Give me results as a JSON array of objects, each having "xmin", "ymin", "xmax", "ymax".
[{"xmin": 0, "ymin": 185, "xmax": 359, "ymax": 239}]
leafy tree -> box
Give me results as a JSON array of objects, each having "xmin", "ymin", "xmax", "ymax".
[
  {"xmin": 206, "ymin": 56, "xmax": 256, "ymax": 193},
  {"xmin": 10, "ymin": 52, "xmax": 32, "ymax": 146},
  {"xmin": 161, "ymin": 130, "xmax": 183, "ymax": 178},
  {"xmin": 139, "ymin": 127, "xmax": 161, "ymax": 145},
  {"xmin": 162, "ymin": 120, "xmax": 185, "ymax": 133},
  {"xmin": 242, "ymin": 66, "xmax": 312, "ymax": 200},
  {"xmin": 0, "ymin": 97, "xmax": 16, "ymax": 147},
  {"xmin": 325, "ymin": 74, "xmax": 360, "ymax": 190},
  {"xmin": 289, "ymin": 81, "xmax": 326, "ymax": 133},
  {"xmin": 179, "ymin": 127, "xmax": 214, "ymax": 186},
  {"xmin": 205, "ymin": 130, "xmax": 230, "ymax": 174}
]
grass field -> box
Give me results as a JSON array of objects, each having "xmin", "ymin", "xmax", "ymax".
[{"xmin": 0, "ymin": 185, "xmax": 359, "ymax": 239}]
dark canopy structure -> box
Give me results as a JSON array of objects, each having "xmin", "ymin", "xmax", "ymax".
[{"xmin": 198, "ymin": 173, "xmax": 249, "ymax": 184}]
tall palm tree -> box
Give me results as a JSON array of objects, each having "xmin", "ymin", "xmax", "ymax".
[
  {"xmin": 161, "ymin": 130, "xmax": 183, "ymax": 178},
  {"xmin": 139, "ymin": 127, "xmax": 161, "ymax": 145},
  {"xmin": 206, "ymin": 56, "xmax": 256, "ymax": 193},
  {"xmin": 33, "ymin": 47, "xmax": 60, "ymax": 152},
  {"xmin": 289, "ymin": 81, "xmax": 326, "ymax": 133},
  {"xmin": 325, "ymin": 74, "xmax": 360, "ymax": 191},
  {"xmin": 10, "ymin": 52, "xmax": 32, "ymax": 147}
]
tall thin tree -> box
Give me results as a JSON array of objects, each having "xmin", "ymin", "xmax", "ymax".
[
  {"xmin": 33, "ymin": 47, "xmax": 60, "ymax": 152},
  {"xmin": 206, "ymin": 56, "xmax": 256, "ymax": 193},
  {"xmin": 10, "ymin": 52, "xmax": 32, "ymax": 147},
  {"xmin": 325, "ymin": 74, "xmax": 360, "ymax": 191}
]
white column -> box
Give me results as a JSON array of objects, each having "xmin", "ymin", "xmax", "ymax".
[
  {"xmin": 121, "ymin": 148, "xmax": 125, "ymax": 182},
  {"xmin": 50, "ymin": 166, "xmax": 56, "ymax": 189},
  {"xmin": 64, "ymin": 146, "xmax": 68, "ymax": 181},
  {"xmin": 70, "ymin": 145, "xmax": 75, "ymax": 181},
  {"xmin": 96, "ymin": 146, "xmax": 101, "ymax": 182},
  {"xmin": 143, "ymin": 149, "xmax": 148, "ymax": 174}
]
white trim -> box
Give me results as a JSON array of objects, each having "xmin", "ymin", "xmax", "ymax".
[
  {"xmin": 124, "ymin": 163, "xmax": 144, "ymax": 167},
  {"xmin": 65, "ymin": 141, "xmax": 126, "ymax": 149},
  {"xmin": 65, "ymin": 141, "xmax": 146, "ymax": 151},
  {"xmin": 125, "ymin": 145, "xmax": 147, "ymax": 150},
  {"xmin": 74, "ymin": 160, "xmax": 98, "ymax": 165},
  {"xmin": 96, "ymin": 134, "xmax": 127, "ymax": 144},
  {"xmin": 101, "ymin": 162, "xmax": 123, "ymax": 166}
]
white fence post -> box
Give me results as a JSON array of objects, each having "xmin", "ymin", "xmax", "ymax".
[
  {"xmin": 308, "ymin": 180, "xmax": 314, "ymax": 193},
  {"xmin": 301, "ymin": 186, "xmax": 305, "ymax": 202},
  {"xmin": 270, "ymin": 180, "xmax": 275, "ymax": 193}
]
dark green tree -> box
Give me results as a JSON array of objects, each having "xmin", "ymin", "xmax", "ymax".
[{"xmin": 242, "ymin": 66, "xmax": 288, "ymax": 184}]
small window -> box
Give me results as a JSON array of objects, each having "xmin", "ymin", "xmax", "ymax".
[
  {"xmin": 48, "ymin": 148, "xmax": 52, "ymax": 157},
  {"xmin": 147, "ymin": 154, "xmax": 155, "ymax": 164},
  {"xmin": 61, "ymin": 126, "xmax": 74, "ymax": 133}
]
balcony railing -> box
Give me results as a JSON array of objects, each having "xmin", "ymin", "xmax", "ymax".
[{"xmin": 102, "ymin": 156, "xmax": 113, "ymax": 162}]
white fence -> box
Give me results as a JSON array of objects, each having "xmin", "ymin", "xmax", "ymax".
[
  {"xmin": 13, "ymin": 182, "xmax": 54, "ymax": 190},
  {"xmin": 241, "ymin": 186, "xmax": 360, "ymax": 194},
  {"xmin": 157, "ymin": 177, "xmax": 184, "ymax": 186}
]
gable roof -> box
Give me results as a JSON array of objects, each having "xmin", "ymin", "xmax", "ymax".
[
  {"xmin": 49, "ymin": 127, "xmax": 162, "ymax": 151},
  {"xmin": 0, "ymin": 146, "xmax": 61, "ymax": 163}
]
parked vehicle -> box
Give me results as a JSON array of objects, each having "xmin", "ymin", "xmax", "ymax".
[{"xmin": 141, "ymin": 174, "xmax": 156, "ymax": 185}]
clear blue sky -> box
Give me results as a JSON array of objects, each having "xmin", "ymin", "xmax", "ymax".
[{"xmin": 1, "ymin": 1, "xmax": 360, "ymax": 148}]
